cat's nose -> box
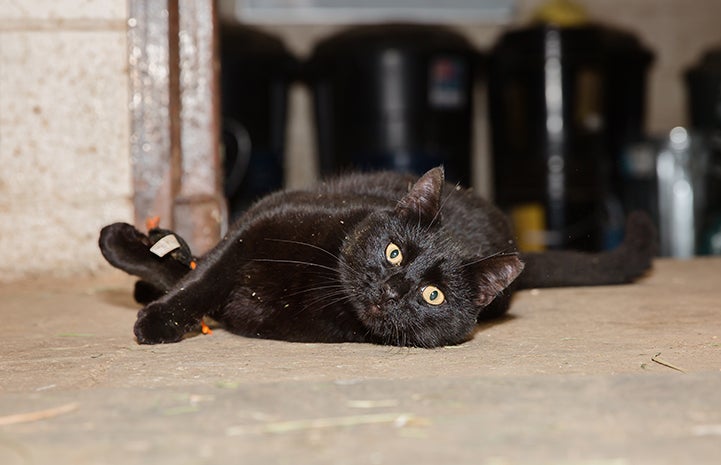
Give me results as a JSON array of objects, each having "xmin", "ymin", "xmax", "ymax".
[
  {"xmin": 381, "ymin": 275, "xmax": 409, "ymax": 303},
  {"xmin": 381, "ymin": 283, "xmax": 400, "ymax": 303}
]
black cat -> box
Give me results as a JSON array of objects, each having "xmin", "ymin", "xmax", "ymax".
[{"xmin": 99, "ymin": 167, "xmax": 655, "ymax": 348}]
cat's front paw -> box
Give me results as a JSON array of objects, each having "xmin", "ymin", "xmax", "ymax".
[{"xmin": 134, "ymin": 304, "xmax": 185, "ymax": 344}]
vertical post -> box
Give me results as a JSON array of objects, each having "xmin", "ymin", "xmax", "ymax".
[
  {"xmin": 127, "ymin": 0, "xmax": 226, "ymax": 255},
  {"xmin": 173, "ymin": 0, "xmax": 227, "ymax": 255},
  {"xmin": 127, "ymin": 1, "xmax": 175, "ymax": 232}
]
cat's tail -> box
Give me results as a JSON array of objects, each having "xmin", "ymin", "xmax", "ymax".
[
  {"xmin": 514, "ymin": 211, "xmax": 657, "ymax": 289},
  {"xmin": 99, "ymin": 223, "xmax": 192, "ymax": 302}
]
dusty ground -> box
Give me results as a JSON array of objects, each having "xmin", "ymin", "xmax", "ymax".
[{"xmin": 1, "ymin": 258, "xmax": 720, "ymax": 464}]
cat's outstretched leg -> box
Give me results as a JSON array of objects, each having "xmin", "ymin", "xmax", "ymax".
[
  {"xmin": 515, "ymin": 211, "xmax": 657, "ymax": 289},
  {"xmin": 133, "ymin": 234, "xmax": 243, "ymax": 344},
  {"xmin": 133, "ymin": 267, "xmax": 228, "ymax": 344}
]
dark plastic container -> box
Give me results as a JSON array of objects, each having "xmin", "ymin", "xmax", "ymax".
[
  {"xmin": 488, "ymin": 24, "xmax": 653, "ymax": 251},
  {"xmin": 305, "ymin": 24, "xmax": 481, "ymax": 185},
  {"xmin": 220, "ymin": 25, "xmax": 297, "ymax": 219},
  {"xmin": 686, "ymin": 49, "xmax": 721, "ymax": 133},
  {"xmin": 686, "ymin": 49, "xmax": 721, "ymax": 254}
]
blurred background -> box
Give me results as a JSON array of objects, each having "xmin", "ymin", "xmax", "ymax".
[{"xmin": 1, "ymin": 0, "xmax": 720, "ymax": 281}]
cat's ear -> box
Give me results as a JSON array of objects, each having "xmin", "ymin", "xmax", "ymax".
[
  {"xmin": 469, "ymin": 254, "xmax": 524, "ymax": 307},
  {"xmin": 396, "ymin": 167, "xmax": 444, "ymax": 224}
]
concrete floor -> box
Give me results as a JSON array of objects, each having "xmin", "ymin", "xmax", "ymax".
[{"xmin": 1, "ymin": 258, "xmax": 720, "ymax": 464}]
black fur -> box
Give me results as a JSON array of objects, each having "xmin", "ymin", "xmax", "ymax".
[{"xmin": 99, "ymin": 167, "xmax": 656, "ymax": 347}]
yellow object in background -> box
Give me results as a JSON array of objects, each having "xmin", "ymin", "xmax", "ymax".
[
  {"xmin": 532, "ymin": 0, "xmax": 589, "ymax": 27},
  {"xmin": 511, "ymin": 203, "xmax": 547, "ymax": 252}
]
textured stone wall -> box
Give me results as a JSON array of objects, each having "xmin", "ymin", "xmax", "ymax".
[{"xmin": 0, "ymin": 1, "xmax": 133, "ymax": 281}]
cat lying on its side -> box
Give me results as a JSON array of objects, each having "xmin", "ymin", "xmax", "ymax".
[{"xmin": 99, "ymin": 167, "xmax": 655, "ymax": 348}]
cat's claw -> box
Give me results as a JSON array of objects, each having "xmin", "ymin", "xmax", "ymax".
[{"xmin": 134, "ymin": 305, "xmax": 186, "ymax": 344}]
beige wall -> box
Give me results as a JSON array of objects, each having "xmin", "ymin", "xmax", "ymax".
[
  {"xmin": 1, "ymin": 0, "xmax": 719, "ymax": 280},
  {"xmin": 0, "ymin": 1, "xmax": 132, "ymax": 281}
]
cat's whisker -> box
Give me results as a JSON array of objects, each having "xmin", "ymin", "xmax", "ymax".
[
  {"xmin": 426, "ymin": 182, "xmax": 458, "ymax": 231},
  {"xmin": 403, "ymin": 319, "xmax": 415, "ymax": 348},
  {"xmin": 291, "ymin": 283, "xmax": 348, "ymax": 303},
  {"xmin": 283, "ymin": 283, "xmax": 346, "ymax": 299},
  {"xmin": 389, "ymin": 316, "xmax": 406, "ymax": 349},
  {"xmin": 460, "ymin": 248, "xmax": 519, "ymax": 269},
  {"xmin": 398, "ymin": 322, "xmax": 407, "ymax": 349},
  {"xmin": 406, "ymin": 315, "xmax": 432, "ymax": 348},
  {"xmin": 288, "ymin": 293, "xmax": 349, "ymax": 315},
  {"xmin": 263, "ymin": 238, "xmax": 355, "ymax": 274},
  {"xmin": 303, "ymin": 293, "xmax": 354, "ymax": 314},
  {"xmin": 263, "ymin": 238, "xmax": 335, "ymax": 255},
  {"xmin": 301, "ymin": 287, "xmax": 349, "ymax": 304},
  {"xmin": 248, "ymin": 258, "xmax": 339, "ymax": 274},
  {"xmin": 291, "ymin": 293, "xmax": 349, "ymax": 318}
]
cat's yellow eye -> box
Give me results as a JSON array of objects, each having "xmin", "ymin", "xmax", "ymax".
[
  {"xmin": 422, "ymin": 285, "xmax": 445, "ymax": 305},
  {"xmin": 385, "ymin": 242, "xmax": 403, "ymax": 265}
]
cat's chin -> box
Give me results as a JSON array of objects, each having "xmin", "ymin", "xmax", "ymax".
[
  {"xmin": 356, "ymin": 303, "xmax": 419, "ymax": 346},
  {"xmin": 355, "ymin": 302, "xmax": 389, "ymax": 331},
  {"xmin": 356, "ymin": 304, "xmax": 382, "ymax": 327}
]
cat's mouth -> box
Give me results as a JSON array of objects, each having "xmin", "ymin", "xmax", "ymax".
[
  {"xmin": 355, "ymin": 296, "xmax": 392, "ymax": 323},
  {"xmin": 358, "ymin": 302, "xmax": 384, "ymax": 325},
  {"xmin": 357, "ymin": 299, "xmax": 408, "ymax": 335},
  {"xmin": 366, "ymin": 303, "xmax": 382, "ymax": 317}
]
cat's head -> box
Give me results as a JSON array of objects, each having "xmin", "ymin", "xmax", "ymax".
[{"xmin": 339, "ymin": 167, "xmax": 524, "ymax": 348}]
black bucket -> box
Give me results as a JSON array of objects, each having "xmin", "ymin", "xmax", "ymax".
[
  {"xmin": 488, "ymin": 24, "xmax": 653, "ymax": 251},
  {"xmin": 220, "ymin": 25, "xmax": 297, "ymax": 219},
  {"xmin": 305, "ymin": 23, "xmax": 481, "ymax": 185}
]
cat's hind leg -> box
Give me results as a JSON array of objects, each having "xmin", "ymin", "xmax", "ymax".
[
  {"xmin": 99, "ymin": 223, "xmax": 191, "ymax": 297},
  {"xmin": 133, "ymin": 280, "xmax": 165, "ymax": 304}
]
